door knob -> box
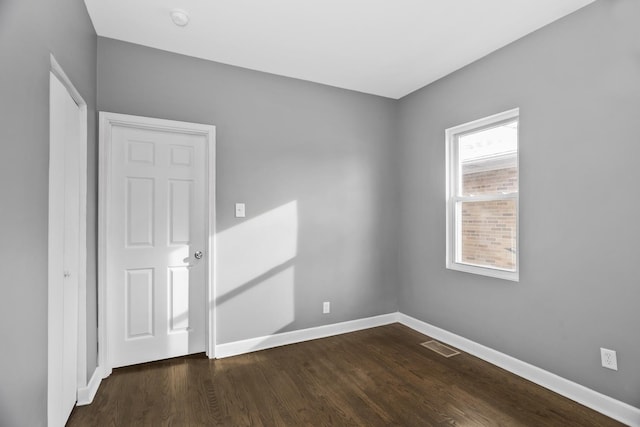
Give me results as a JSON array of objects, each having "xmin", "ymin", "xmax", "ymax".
[{"xmin": 194, "ymin": 251, "xmax": 203, "ymax": 260}]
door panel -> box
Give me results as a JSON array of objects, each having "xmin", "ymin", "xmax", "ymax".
[
  {"xmin": 125, "ymin": 269, "xmax": 154, "ymax": 338},
  {"xmin": 62, "ymin": 122, "xmax": 79, "ymax": 419},
  {"xmin": 48, "ymin": 72, "xmax": 81, "ymax": 426},
  {"xmin": 126, "ymin": 178, "xmax": 154, "ymax": 247},
  {"xmin": 169, "ymin": 267, "xmax": 190, "ymax": 332},
  {"xmin": 169, "ymin": 180, "xmax": 192, "ymax": 244},
  {"xmin": 108, "ymin": 125, "xmax": 206, "ymax": 368}
]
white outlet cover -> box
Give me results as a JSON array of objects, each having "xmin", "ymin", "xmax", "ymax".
[{"xmin": 600, "ymin": 348, "xmax": 618, "ymax": 371}]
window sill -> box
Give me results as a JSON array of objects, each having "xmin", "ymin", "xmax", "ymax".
[{"xmin": 446, "ymin": 262, "xmax": 519, "ymax": 282}]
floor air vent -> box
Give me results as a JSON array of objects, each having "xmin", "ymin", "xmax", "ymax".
[{"xmin": 420, "ymin": 340, "xmax": 460, "ymax": 358}]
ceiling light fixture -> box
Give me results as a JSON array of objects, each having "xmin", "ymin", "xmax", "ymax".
[{"xmin": 170, "ymin": 9, "xmax": 190, "ymax": 27}]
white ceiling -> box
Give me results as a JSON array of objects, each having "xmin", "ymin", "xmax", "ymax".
[{"xmin": 84, "ymin": 0, "xmax": 595, "ymax": 99}]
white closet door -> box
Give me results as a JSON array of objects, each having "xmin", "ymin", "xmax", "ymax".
[{"xmin": 48, "ymin": 72, "xmax": 81, "ymax": 427}]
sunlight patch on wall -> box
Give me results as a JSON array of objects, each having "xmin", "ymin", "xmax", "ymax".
[
  {"xmin": 217, "ymin": 200, "xmax": 298, "ymax": 294},
  {"xmin": 216, "ymin": 200, "xmax": 298, "ymax": 341},
  {"xmin": 218, "ymin": 266, "xmax": 295, "ymax": 341}
]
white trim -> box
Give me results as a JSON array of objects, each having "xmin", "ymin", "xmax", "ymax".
[
  {"xmin": 98, "ymin": 112, "xmax": 216, "ymax": 376},
  {"xmin": 207, "ymin": 126, "xmax": 217, "ymax": 359},
  {"xmin": 446, "ymin": 108, "xmax": 520, "ymax": 137},
  {"xmin": 76, "ymin": 366, "xmax": 103, "ymax": 406},
  {"xmin": 398, "ymin": 313, "xmax": 640, "ymax": 427},
  {"xmin": 50, "ymin": 54, "xmax": 86, "ymax": 107},
  {"xmin": 97, "ymin": 113, "xmax": 111, "ymax": 378},
  {"xmin": 48, "ymin": 54, "xmax": 88, "ymax": 417},
  {"xmin": 445, "ymin": 108, "xmax": 520, "ymax": 282},
  {"xmin": 215, "ymin": 313, "xmax": 399, "ymax": 359}
]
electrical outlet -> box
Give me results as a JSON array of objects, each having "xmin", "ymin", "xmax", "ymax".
[
  {"xmin": 600, "ymin": 348, "xmax": 618, "ymax": 371},
  {"xmin": 323, "ymin": 301, "xmax": 330, "ymax": 314}
]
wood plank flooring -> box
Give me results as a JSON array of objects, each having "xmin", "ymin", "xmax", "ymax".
[{"xmin": 67, "ymin": 324, "xmax": 623, "ymax": 426}]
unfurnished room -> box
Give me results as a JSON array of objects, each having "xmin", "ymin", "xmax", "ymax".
[{"xmin": 0, "ymin": 0, "xmax": 639, "ymax": 426}]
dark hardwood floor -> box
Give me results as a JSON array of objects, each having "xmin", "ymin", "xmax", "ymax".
[{"xmin": 67, "ymin": 324, "xmax": 623, "ymax": 426}]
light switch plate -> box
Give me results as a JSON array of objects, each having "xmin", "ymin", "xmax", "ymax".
[
  {"xmin": 323, "ymin": 301, "xmax": 330, "ymax": 314},
  {"xmin": 235, "ymin": 203, "xmax": 246, "ymax": 218}
]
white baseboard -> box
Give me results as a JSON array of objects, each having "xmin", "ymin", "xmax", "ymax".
[
  {"xmin": 215, "ymin": 312, "xmax": 399, "ymax": 359},
  {"xmin": 77, "ymin": 365, "xmax": 103, "ymax": 406},
  {"xmin": 397, "ymin": 313, "xmax": 640, "ymax": 427}
]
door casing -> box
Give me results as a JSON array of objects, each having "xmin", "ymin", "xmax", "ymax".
[{"xmin": 98, "ymin": 112, "xmax": 217, "ymax": 377}]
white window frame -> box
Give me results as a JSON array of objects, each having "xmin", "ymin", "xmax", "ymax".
[{"xmin": 445, "ymin": 108, "xmax": 520, "ymax": 282}]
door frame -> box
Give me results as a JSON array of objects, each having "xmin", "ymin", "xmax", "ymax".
[
  {"xmin": 48, "ymin": 54, "xmax": 88, "ymax": 424},
  {"xmin": 98, "ymin": 112, "xmax": 217, "ymax": 377}
]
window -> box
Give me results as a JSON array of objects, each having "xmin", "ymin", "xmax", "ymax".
[{"xmin": 446, "ymin": 109, "xmax": 519, "ymax": 281}]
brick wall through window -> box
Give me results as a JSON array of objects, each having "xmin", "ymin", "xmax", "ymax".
[{"xmin": 460, "ymin": 167, "xmax": 517, "ymax": 270}]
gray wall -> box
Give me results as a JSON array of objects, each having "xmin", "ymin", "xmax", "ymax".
[
  {"xmin": 2, "ymin": 0, "xmax": 636, "ymax": 424},
  {"xmin": 0, "ymin": 0, "xmax": 97, "ymax": 426},
  {"xmin": 397, "ymin": 0, "xmax": 640, "ymax": 407},
  {"xmin": 97, "ymin": 38, "xmax": 399, "ymax": 344}
]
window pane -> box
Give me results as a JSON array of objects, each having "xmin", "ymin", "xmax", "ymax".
[
  {"xmin": 459, "ymin": 199, "xmax": 516, "ymax": 271},
  {"xmin": 462, "ymin": 166, "xmax": 518, "ymax": 196},
  {"xmin": 459, "ymin": 121, "xmax": 518, "ymax": 196}
]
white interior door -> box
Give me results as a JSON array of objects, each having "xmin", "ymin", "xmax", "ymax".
[
  {"xmin": 48, "ymin": 72, "xmax": 81, "ymax": 427},
  {"xmin": 106, "ymin": 123, "xmax": 207, "ymax": 368}
]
